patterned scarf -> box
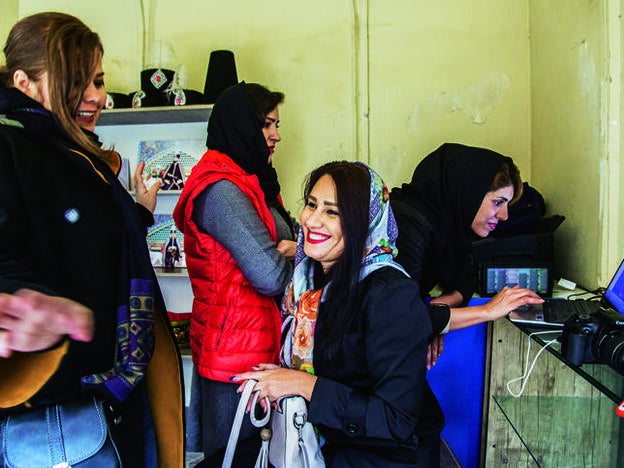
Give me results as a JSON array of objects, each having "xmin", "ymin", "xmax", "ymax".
[
  {"xmin": 281, "ymin": 163, "xmax": 406, "ymax": 373},
  {"xmin": 79, "ymin": 156, "xmax": 156, "ymax": 402}
]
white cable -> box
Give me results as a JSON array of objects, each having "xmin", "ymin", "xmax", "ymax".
[{"xmin": 506, "ymin": 330, "xmax": 562, "ymax": 398}]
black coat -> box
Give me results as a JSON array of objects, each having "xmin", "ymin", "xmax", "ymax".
[
  {"xmin": 308, "ymin": 267, "xmax": 444, "ymax": 466},
  {"xmin": 0, "ymin": 88, "xmax": 151, "ymax": 403},
  {"xmin": 391, "ymin": 196, "xmax": 476, "ymax": 306},
  {"xmin": 0, "ymin": 87, "xmax": 185, "ymax": 466}
]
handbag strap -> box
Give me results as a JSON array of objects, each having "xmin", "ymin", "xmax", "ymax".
[{"xmin": 222, "ymin": 379, "xmax": 271, "ymax": 468}]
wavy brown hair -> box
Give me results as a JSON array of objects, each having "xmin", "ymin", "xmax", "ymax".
[
  {"xmin": 1, "ymin": 12, "xmax": 119, "ymax": 170},
  {"xmin": 490, "ymin": 160, "xmax": 523, "ymax": 204}
]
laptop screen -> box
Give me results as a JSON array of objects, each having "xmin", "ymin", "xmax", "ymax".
[
  {"xmin": 605, "ymin": 258, "xmax": 624, "ymax": 313},
  {"xmin": 482, "ymin": 264, "xmax": 551, "ymax": 296}
]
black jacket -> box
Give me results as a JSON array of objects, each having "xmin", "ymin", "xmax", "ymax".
[
  {"xmin": 0, "ymin": 87, "xmax": 187, "ymax": 465},
  {"xmin": 391, "ymin": 195, "xmax": 475, "ymax": 304},
  {"xmin": 0, "ymin": 87, "xmax": 154, "ymax": 403},
  {"xmin": 308, "ymin": 267, "xmax": 444, "ymax": 466}
]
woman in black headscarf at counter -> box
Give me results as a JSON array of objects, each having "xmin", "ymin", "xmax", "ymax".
[{"xmin": 390, "ymin": 143, "xmax": 543, "ymax": 366}]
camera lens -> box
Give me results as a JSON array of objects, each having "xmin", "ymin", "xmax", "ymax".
[{"xmin": 596, "ymin": 331, "xmax": 624, "ymax": 373}]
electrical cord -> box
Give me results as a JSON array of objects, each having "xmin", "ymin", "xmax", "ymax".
[
  {"xmin": 506, "ymin": 330, "xmax": 562, "ymax": 397},
  {"xmin": 567, "ymin": 287, "xmax": 605, "ymax": 300}
]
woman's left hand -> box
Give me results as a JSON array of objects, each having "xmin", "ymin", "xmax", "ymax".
[
  {"xmin": 233, "ymin": 364, "xmax": 317, "ymax": 409},
  {"xmin": 426, "ymin": 335, "xmax": 444, "ymax": 369},
  {"xmin": 134, "ymin": 161, "xmax": 161, "ymax": 213},
  {"xmin": 484, "ymin": 285, "xmax": 544, "ymax": 319},
  {"xmin": 277, "ymin": 240, "xmax": 297, "ymax": 260},
  {"xmin": 0, "ymin": 289, "xmax": 94, "ymax": 357}
]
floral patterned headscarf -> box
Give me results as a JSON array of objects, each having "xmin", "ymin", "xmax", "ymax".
[{"xmin": 281, "ymin": 162, "xmax": 407, "ymax": 372}]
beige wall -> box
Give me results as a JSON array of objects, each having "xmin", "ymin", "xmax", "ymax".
[
  {"xmin": 2, "ymin": 1, "xmax": 619, "ymax": 288},
  {"xmin": 8, "ymin": 0, "xmax": 532, "ymax": 205},
  {"xmin": 530, "ymin": 0, "xmax": 622, "ymax": 288},
  {"xmin": 368, "ymin": 1, "xmax": 531, "ymax": 189},
  {"xmin": 615, "ymin": 0, "xmax": 624, "ymax": 285},
  {"xmin": 0, "ymin": 0, "xmax": 17, "ymax": 48}
]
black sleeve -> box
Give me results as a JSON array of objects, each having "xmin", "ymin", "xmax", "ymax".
[
  {"xmin": 426, "ymin": 303, "xmax": 452, "ymax": 335},
  {"xmin": 0, "ymin": 136, "xmax": 55, "ymax": 295},
  {"xmin": 454, "ymin": 245, "xmax": 476, "ymax": 306},
  {"xmin": 391, "ymin": 198, "xmax": 434, "ymax": 285},
  {"xmin": 136, "ymin": 203, "xmax": 155, "ymax": 233}
]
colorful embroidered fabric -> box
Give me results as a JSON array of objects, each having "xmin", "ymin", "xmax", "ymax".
[
  {"xmin": 77, "ymin": 149, "xmax": 156, "ymax": 402},
  {"xmin": 281, "ymin": 163, "xmax": 407, "ymax": 373},
  {"xmin": 81, "ymin": 279, "xmax": 155, "ymax": 400}
]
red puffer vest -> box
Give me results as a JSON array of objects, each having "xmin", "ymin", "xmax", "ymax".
[{"xmin": 173, "ymin": 150, "xmax": 282, "ymax": 382}]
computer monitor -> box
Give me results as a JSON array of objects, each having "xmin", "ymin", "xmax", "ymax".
[
  {"xmin": 479, "ymin": 262, "xmax": 553, "ymax": 297},
  {"xmin": 604, "ymin": 258, "xmax": 624, "ymax": 314}
]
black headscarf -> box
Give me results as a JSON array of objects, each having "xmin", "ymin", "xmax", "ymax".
[
  {"xmin": 397, "ymin": 142, "xmax": 513, "ymax": 238},
  {"xmin": 206, "ymin": 81, "xmax": 281, "ymax": 201},
  {"xmin": 391, "ymin": 143, "xmax": 514, "ymax": 299}
]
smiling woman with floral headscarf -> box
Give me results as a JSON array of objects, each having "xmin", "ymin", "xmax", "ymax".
[{"xmin": 234, "ymin": 161, "xmax": 443, "ymax": 466}]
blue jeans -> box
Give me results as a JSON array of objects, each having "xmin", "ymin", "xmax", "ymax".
[
  {"xmin": 0, "ymin": 416, "xmax": 5, "ymax": 468},
  {"xmin": 0, "ymin": 386, "xmax": 155, "ymax": 468}
]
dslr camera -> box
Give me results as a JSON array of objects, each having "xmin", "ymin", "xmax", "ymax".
[{"xmin": 560, "ymin": 307, "xmax": 624, "ymax": 374}]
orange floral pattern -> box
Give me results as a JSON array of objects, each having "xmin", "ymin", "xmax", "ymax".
[{"xmin": 291, "ymin": 289, "xmax": 322, "ymax": 374}]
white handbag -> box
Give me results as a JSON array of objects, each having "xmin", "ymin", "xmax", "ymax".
[
  {"xmin": 269, "ymin": 394, "xmax": 325, "ymax": 468},
  {"xmin": 222, "ymin": 379, "xmax": 270, "ymax": 468},
  {"xmin": 222, "ymin": 380, "xmax": 325, "ymax": 468}
]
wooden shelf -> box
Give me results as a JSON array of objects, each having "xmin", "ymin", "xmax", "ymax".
[
  {"xmin": 98, "ymin": 104, "xmax": 212, "ymax": 126},
  {"xmin": 154, "ymin": 267, "xmax": 189, "ymax": 277},
  {"xmin": 129, "ymin": 189, "xmax": 182, "ymax": 196},
  {"xmin": 485, "ymin": 318, "xmax": 624, "ymax": 466}
]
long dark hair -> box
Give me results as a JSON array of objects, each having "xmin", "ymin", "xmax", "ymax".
[{"xmin": 303, "ymin": 161, "xmax": 370, "ymax": 366}]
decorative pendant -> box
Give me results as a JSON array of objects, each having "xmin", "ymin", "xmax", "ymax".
[{"xmin": 150, "ymin": 69, "xmax": 168, "ymax": 89}]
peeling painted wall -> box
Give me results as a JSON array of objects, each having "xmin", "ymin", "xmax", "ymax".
[
  {"xmin": 3, "ymin": 1, "xmax": 617, "ymax": 287},
  {"xmin": 5, "ymin": 0, "xmax": 532, "ymax": 215},
  {"xmin": 368, "ymin": 1, "xmax": 531, "ymax": 188},
  {"xmin": 529, "ymin": 0, "xmax": 619, "ymax": 289},
  {"xmin": 407, "ymin": 72, "xmax": 512, "ymax": 130}
]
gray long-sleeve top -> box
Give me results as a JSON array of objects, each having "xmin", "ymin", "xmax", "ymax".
[{"xmin": 191, "ymin": 179, "xmax": 293, "ymax": 296}]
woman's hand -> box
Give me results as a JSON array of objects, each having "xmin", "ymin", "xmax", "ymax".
[
  {"xmin": 277, "ymin": 240, "xmax": 297, "ymax": 261},
  {"xmin": 134, "ymin": 161, "xmax": 161, "ymax": 213},
  {"xmin": 447, "ymin": 286, "xmax": 544, "ymax": 332},
  {"xmin": 233, "ymin": 364, "xmax": 317, "ymax": 410},
  {"xmin": 0, "ymin": 289, "xmax": 94, "ymax": 358},
  {"xmin": 426, "ymin": 335, "xmax": 444, "ymax": 369},
  {"xmin": 484, "ymin": 286, "xmax": 544, "ymax": 320}
]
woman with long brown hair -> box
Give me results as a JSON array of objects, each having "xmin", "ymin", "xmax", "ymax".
[{"xmin": 0, "ymin": 12, "xmax": 183, "ymax": 466}]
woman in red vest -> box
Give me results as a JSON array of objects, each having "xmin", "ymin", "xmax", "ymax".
[{"xmin": 174, "ymin": 82, "xmax": 295, "ymax": 466}]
